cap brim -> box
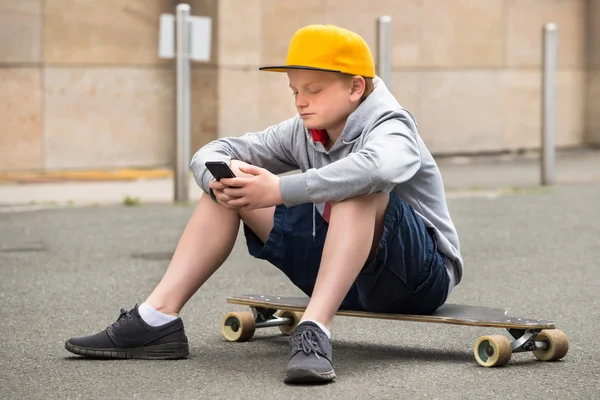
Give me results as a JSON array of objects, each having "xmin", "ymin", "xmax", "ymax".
[{"xmin": 259, "ymin": 65, "xmax": 342, "ymax": 73}]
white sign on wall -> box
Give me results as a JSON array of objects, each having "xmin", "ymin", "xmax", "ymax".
[{"xmin": 158, "ymin": 13, "xmax": 212, "ymax": 62}]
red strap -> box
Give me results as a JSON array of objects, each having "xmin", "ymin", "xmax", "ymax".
[
  {"xmin": 310, "ymin": 129, "xmax": 327, "ymax": 145},
  {"xmin": 310, "ymin": 129, "xmax": 332, "ymax": 223},
  {"xmin": 323, "ymin": 201, "xmax": 332, "ymax": 223}
]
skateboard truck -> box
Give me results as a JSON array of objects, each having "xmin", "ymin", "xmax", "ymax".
[
  {"xmin": 508, "ymin": 329, "xmax": 548, "ymax": 352},
  {"xmin": 251, "ymin": 307, "xmax": 295, "ymax": 329}
]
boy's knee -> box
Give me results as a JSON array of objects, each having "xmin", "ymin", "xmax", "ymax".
[
  {"xmin": 330, "ymin": 193, "xmax": 389, "ymax": 254},
  {"xmin": 229, "ymin": 159, "xmax": 253, "ymax": 178}
]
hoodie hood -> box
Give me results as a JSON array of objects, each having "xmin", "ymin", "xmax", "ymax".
[{"xmin": 305, "ymin": 77, "xmax": 418, "ymax": 153}]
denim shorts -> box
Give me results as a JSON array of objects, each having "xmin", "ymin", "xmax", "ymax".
[{"xmin": 243, "ymin": 191, "xmax": 450, "ymax": 315}]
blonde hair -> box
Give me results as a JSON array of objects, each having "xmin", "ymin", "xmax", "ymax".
[{"xmin": 361, "ymin": 77, "xmax": 374, "ymax": 101}]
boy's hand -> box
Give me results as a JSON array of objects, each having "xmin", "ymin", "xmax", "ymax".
[
  {"xmin": 209, "ymin": 160, "xmax": 251, "ymax": 210},
  {"xmin": 209, "ymin": 179, "xmax": 241, "ymax": 209},
  {"xmin": 220, "ymin": 165, "xmax": 282, "ymax": 210}
]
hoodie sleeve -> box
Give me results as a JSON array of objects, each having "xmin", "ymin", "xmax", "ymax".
[
  {"xmin": 278, "ymin": 119, "xmax": 421, "ymax": 206},
  {"xmin": 190, "ymin": 116, "xmax": 299, "ymax": 196}
]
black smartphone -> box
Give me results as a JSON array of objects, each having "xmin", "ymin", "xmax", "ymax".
[{"xmin": 205, "ymin": 161, "xmax": 236, "ymax": 181}]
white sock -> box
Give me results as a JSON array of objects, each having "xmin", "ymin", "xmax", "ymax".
[
  {"xmin": 299, "ymin": 320, "xmax": 331, "ymax": 339},
  {"xmin": 138, "ymin": 302, "xmax": 177, "ymax": 327}
]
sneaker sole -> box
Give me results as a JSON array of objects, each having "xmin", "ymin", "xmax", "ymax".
[
  {"xmin": 284, "ymin": 367, "xmax": 336, "ymax": 384},
  {"xmin": 64, "ymin": 341, "xmax": 189, "ymax": 360}
]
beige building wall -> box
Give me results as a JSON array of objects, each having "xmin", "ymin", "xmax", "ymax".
[
  {"xmin": 586, "ymin": 0, "xmax": 600, "ymax": 144},
  {"xmin": 0, "ymin": 0, "xmax": 218, "ymax": 172},
  {"xmin": 0, "ymin": 0, "xmax": 596, "ymax": 172}
]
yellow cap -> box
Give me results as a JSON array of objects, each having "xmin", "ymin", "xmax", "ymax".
[{"xmin": 259, "ymin": 24, "xmax": 375, "ymax": 78}]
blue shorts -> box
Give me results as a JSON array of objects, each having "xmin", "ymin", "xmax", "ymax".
[{"xmin": 243, "ymin": 192, "xmax": 450, "ymax": 315}]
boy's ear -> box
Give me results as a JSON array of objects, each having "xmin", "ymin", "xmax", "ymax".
[{"xmin": 350, "ymin": 76, "xmax": 366, "ymax": 99}]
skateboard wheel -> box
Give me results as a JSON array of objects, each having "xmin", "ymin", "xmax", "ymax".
[
  {"xmin": 473, "ymin": 335, "xmax": 512, "ymax": 367},
  {"xmin": 221, "ymin": 311, "xmax": 256, "ymax": 342},
  {"xmin": 277, "ymin": 310, "xmax": 303, "ymax": 335},
  {"xmin": 533, "ymin": 329, "xmax": 569, "ymax": 362}
]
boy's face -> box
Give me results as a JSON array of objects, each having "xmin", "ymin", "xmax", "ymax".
[{"xmin": 287, "ymin": 69, "xmax": 364, "ymax": 133}]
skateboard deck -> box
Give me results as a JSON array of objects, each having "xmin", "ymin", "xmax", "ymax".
[
  {"xmin": 227, "ymin": 294, "xmax": 555, "ymax": 329},
  {"xmin": 221, "ymin": 294, "xmax": 569, "ymax": 368}
]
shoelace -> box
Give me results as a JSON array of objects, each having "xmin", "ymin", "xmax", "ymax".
[
  {"xmin": 108, "ymin": 308, "xmax": 134, "ymax": 330},
  {"xmin": 292, "ymin": 329, "xmax": 324, "ymax": 359}
]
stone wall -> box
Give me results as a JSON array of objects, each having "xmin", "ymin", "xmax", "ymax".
[
  {"xmin": 0, "ymin": 0, "xmax": 217, "ymax": 172},
  {"xmin": 586, "ymin": 0, "xmax": 600, "ymax": 144},
  {"xmin": 0, "ymin": 0, "xmax": 595, "ymax": 172}
]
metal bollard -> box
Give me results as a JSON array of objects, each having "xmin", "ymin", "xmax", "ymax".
[
  {"xmin": 541, "ymin": 23, "xmax": 557, "ymax": 186},
  {"xmin": 377, "ymin": 16, "xmax": 392, "ymax": 89},
  {"xmin": 175, "ymin": 3, "xmax": 191, "ymax": 202}
]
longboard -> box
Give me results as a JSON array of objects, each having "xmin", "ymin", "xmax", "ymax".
[{"xmin": 221, "ymin": 294, "xmax": 569, "ymax": 368}]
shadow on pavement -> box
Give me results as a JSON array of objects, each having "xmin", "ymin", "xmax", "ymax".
[{"xmin": 207, "ymin": 336, "xmax": 473, "ymax": 368}]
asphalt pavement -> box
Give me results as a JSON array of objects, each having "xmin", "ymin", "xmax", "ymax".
[{"xmin": 1, "ymin": 182, "xmax": 599, "ymax": 399}]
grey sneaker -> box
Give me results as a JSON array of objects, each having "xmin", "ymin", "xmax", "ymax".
[{"xmin": 284, "ymin": 322, "xmax": 336, "ymax": 384}]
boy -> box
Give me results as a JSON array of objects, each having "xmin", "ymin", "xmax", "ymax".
[{"xmin": 65, "ymin": 24, "xmax": 463, "ymax": 384}]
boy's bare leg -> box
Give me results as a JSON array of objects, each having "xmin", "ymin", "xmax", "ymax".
[
  {"xmin": 301, "ymin": 193, "xmax": 388, "ymax": 330},
  {"xmin": 145, "ymin": 192, "xmax": 274, "ymax": 317},
  {"xmin": 64, "ymin": 173, "xmax": 275, "ymax": 359}
]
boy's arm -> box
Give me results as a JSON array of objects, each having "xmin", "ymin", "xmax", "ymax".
[
  {"xmin": 191, "ymin": 116, "xmax": 299, "ymax": 195},
  {"xmin": 279, "ymin": 119, "xmax": 421, "ymax": 206}
]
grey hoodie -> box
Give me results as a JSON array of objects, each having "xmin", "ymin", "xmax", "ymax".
[{"xmin": 190, "ymin": 76, "xmax": 463, "ymax": 288}]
